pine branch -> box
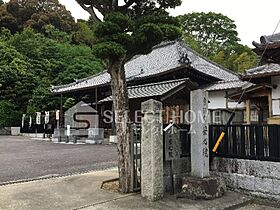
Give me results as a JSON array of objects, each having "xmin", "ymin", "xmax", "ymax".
[{"xmin": 76, "ymin": 1, "xmax": 102, "ymax": 22}]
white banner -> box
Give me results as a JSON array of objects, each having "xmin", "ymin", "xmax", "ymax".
[
  {"xmin": 36, "ymin": 112, "xmax": 41, "ymax": 125},
  {"xmin": 45, "ymin": 111, "xmax": 50, "ymax": 124},
  {"xmin": 22, "ymin": 114, "xmax": 26, "ymax": 128},
  {"xmin": 29, "ymin": 116, "xmax": 32, "ymax": 128},
  {"xmin": 56, "ymin": 110, "xmax": 60, "ymax": 120},
  {"xmin": 66, "ymin": 125, "xmax": 71, "ymax": 136}
]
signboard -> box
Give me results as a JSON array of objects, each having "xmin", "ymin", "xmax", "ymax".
[
  {"xmin": 164, "ymin": 123, "xmax": 181, "ymax": 161},
  {"xmin": 45, "ymin": 111, "xmax": 50, "ymax": 124},
  {"xmin": 36, "ymin": 112, "xmax": 41, "ymax": 125}
]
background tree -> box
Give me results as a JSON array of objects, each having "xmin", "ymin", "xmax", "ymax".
[
  {"xmin": 0, "ymin": 40, "xmax": 37, "ymax": 112},
  {"xmin": 179, "ymin": 12, "xmax": 239, "ymax": 56},
  {"xmin": 0, "ymin": 100, "xmax": 21, "ymax": 127},
  {"xmin": 179, "ymin": 12, "xmax": 259, "ymax": 72},
  {"xmin": 63, "ymin": 98, "xmax": 76, "ymax": 110},
  {"xmin": 0, "ymin": 4, "xmax": 19, "ymax": 33},
  {"xmin": 71, "ymin": 20, "xmax": 96, "ymax": 47},
  {"xmin": 0, "ymin": 27, "xmax": 104, "ymax": 125},
  {"xmin": 76, "ymin": 0, "xmax": 182, "ymax": 193},
  {"xmin": 211, "ymin": 44, "xmax": 259, "ymax": 72},
  {"xmin": 1, "ymin": 0, "xmax": 77, "ymax": 33}
]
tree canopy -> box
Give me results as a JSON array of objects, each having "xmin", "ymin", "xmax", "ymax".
[
  {"xmin": 76, "ymin": 0, "xmax": 182, "ymax": 21},
  {"xmin": 0, "ymin": 0, "xmax": 76, "ymax": 33},
  {"xmin": 76, "ymin": 0, "xmax": 182, "ymax": 65},
  {"xmin": 179, "ymin": 12, "xmax": 239, "ymax": 56},
  {"xmin": 92, "ymin": 12, "xmax": 182, "ymax": 65},
  {"xmin": 0, "ymin": 27, "xmax": 104, "ymax": 126},
  {"xmin": 179, "ymin": 12, "xmax": 259, "ymax": 72}
]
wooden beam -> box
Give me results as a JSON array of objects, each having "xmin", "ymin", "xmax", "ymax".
[
  {"xmin": 268, "ymin": 92, "xmax": 273, "ymax": 118},
  {"xmin": 246, "ymin": 99, "xmax": 251, "ymax": 124}
]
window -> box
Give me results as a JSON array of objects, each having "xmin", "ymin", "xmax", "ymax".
[
  {"xmin": 251, "ymin": 110, "xmax": 259, "ymax": 122},
  {"xmin": 243, "ymin": 109, "xmax": 259, "ymax": 123},
  {"xmin": 213, "ymin": 110, "xmax": 222, "ymax": 124}
]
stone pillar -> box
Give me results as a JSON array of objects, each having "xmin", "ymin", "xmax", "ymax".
[
  {"xmin": 141, "ymin": 99, "xmax": 164, "ymax": 201},
  {"xmin": 190, "ymin": 89, "xmax": 209, "ymax": 178}
]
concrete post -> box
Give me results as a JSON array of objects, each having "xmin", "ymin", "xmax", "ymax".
[
  {"xmin": 141, "ymin": 99, "xmax": 164, "ymax": 201},
  {"xmin": 190, "ymin": 89, "xmax": 210, "ymax": 178}
]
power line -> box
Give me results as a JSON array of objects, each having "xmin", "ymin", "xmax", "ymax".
[
  {"xmin": 233, "ymin": 18, "xmax": 280, "ymax": 113},
  {"xmin": 213, "ymin": 18, "xmax": 280, "ymax": 153}
]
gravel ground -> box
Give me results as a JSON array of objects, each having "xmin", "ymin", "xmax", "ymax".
[{"xmin": 0, "ymin": 136, "xmax": 118, "ymax": 184}]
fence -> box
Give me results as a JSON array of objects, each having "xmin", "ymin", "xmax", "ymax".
[{"xmin": 209, "ymin": 124, "xmax": 280, "ymax": 162}]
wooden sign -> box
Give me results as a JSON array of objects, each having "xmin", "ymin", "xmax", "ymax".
[{"xmin": 164, "ymin": 123, "xmax": 181, "ymax": 161}]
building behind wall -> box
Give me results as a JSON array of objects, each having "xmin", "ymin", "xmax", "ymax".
[
  {"xmin": 51, "ymin": 40, "xmax": 248, "ymax": 137},
  {"xmin": 227, "ymin": 34, "xmax": 280, "ymax": 125}
]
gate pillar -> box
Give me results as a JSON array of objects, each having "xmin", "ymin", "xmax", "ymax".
[
  {"xmin": 190, "ymin": 89, "xmax": 210, "ymax": 178},
  {"xmin": 141, "ymin": 99, "xmax": 164, "ymax": 201}
]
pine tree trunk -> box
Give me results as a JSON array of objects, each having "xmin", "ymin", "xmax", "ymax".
[{"xmin": 108, "ymin": 59, "xmax": 132, "ymax": 193}]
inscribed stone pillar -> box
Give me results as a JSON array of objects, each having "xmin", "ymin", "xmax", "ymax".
[
  {"xmin": 190, "ymin": 89, "xmax": 210, "ymax": 178},
  {"xmin": 141, "ymin": 99, "xmax": 164, "ymax": 201}
]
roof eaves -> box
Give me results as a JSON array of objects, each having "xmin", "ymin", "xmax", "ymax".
[
  {"xmin": 178, "ymin": 40, "xmax": 240, "ymax": 79},
  {"xmin": 242, "ymin": 71, "xmax": 280, "ymax": 80},
  {"xmin": 227, "ymin": 83, "xmax": 271, "ymax": 99},
  {"xmin": 98, "ymin": 78, "xmax": 192, "ymax": 103},
  {"xmin": 160, "ymin": 79, "xmax": 196, "ymax": 101}
]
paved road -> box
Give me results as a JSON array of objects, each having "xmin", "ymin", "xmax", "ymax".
[{"xmin": 0, "ymin": 136, "xmax": 118, "ymax": 184}]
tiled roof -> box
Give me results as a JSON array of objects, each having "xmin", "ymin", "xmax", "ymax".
[
  {"xmin": 98, "ymin": 79, "xmax": 191, "ymax": 103},
  {"xmin": 51, "ymin": 71, "xmax": 111, "ymax": 94},
  {"xmin": 52, "ymin": 40, "xmax": 239, "ymax": 94},
  {"xmin": 252, "ymin": 33, "xmax": 280, "ymax": 48},
  {"xmin": 243, "ymin": 63, "xmax": 280, "ymax": 79},
  {"xmin": 204, "ymin": 80, "xmax": 252, "ymax": 92},
  {"xmin": 260, "ymin": 33, "xmax": 280, "ymax": 44},
  {"xmin": 177, "ymin": 43, "xmax": 238, "ymax": 81}
]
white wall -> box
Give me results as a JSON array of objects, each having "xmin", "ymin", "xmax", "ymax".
[
  {"xmin": 208, "ymin": 91, "xmax": 226, "ymax": 109},
  {"xmin": 208, "ymin": 90, "xmax": 245, "ymax": 110},
  {"xmin": 272, "ymin": 76, "xmax": 280, "ymax": 116}
]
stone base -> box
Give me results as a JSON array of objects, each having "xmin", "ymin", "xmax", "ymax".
[
  {"xmin": 179, "ymin": 176, "xmax": 226, "ymax": 200},
  {"xmin": 85, "ymin": 140, "xmax": 103, "ymax": 144},
  {"xmin": 11, "ymin": 127, "xmax": 21, "ymax": 136},
  {"xmin": 109, "ymin": 135, "xmax": 118, "ymax": 144}
]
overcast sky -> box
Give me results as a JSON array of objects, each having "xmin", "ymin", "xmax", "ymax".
[{"xmin": 59, "ymin": 0, "xmax": 280, "ymax": 47}]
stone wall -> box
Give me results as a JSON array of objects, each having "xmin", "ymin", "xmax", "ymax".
[
  {"xmin": 211, "ymin": 157, "xmax": 280, "ymax": 200},
  {"xmin": 0, "ymin": 127, "xmax": 11, "ymax": 135}
]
